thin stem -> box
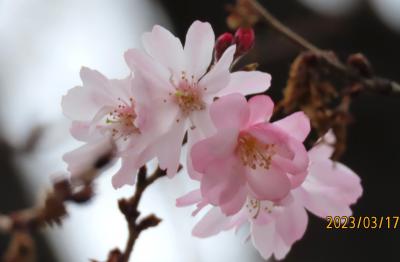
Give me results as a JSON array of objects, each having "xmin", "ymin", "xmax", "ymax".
[
  {"xmin": 118, "ymin": 166, "xmax": 166, "ymax": 262},
  {"xmin": 248, "ymin": 0, "xmax": 321, "ymax": 52},
  {"xmin": 247, "ymin": 0, "xmax": 400, "ymax": 96}
]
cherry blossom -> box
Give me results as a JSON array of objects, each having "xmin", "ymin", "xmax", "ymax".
[
  {"xmin": 177, "ymin": 131, "xmax": 362, "ymax": 260},
  {"xmin": 189, "ymin": 93, "xmax": 310, "ymax": 216},
  {"xmin": 124, "ymin": 21, "xmax": 271, "ymax": 178},
  {"xmin": 62, "ymin": 67, "xmax": 164, "ymax": 188}
]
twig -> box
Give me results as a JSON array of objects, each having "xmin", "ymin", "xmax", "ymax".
[
  {"xmin": 116, "ymin": 166, "xmax": 167, "ymax": 262},
  {"xmin": 0, "ymin": 141, "xmax": 115, "ymax": 261},
  {"xmin": 247, "ymin": 0, "xmax": 320, "ymax": 52},
  {"xmin": 247, "ymin": 0, "xmax": 400, "ymax": 95}
]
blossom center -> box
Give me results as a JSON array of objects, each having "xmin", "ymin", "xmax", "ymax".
[
  {"xmin": 169, "ymin": 71, "xmax": 205, "ymax": 116},
  {"xmin": 107, "ymin": 97, "xmax": 140, "ymax": 140},
  {"xmin": 236, "ymin": 133, "xmax": 276, "ymax": 170}
]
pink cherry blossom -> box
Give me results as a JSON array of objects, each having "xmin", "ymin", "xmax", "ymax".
[
  {"xmin": 177, "ymin": 131, "xmax": 362, "ymax": 260},
  {"xmin": 124, "ymin": 20, "xmax": 271, "ymax": 178},
  {"xmin": 62, "ymin": 67, "xmax": 163, "ymax": 188},
  {"xmin": 189, "ymin": 93, "xmax": 310, "ymax": 216}
]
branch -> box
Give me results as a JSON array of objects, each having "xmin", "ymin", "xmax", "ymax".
[
  {"xmin": 0, "ymin": 142, "xmax": 115, "ymax": 261},
  {"xmin": 247, "ymin": 0, "xmax": 400, "ymax": 96},
  {"xmin": 247, "ymin": 0, "xmax": 320, "ymax": 52},
  {"xmin": 104, "ymin": 166, "xmax": 168, "ymax": 262}
]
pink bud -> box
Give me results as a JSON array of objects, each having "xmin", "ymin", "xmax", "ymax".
[
  {"xmin": 214, "ymin": 32, "xmax": 234, "ymax": 61},
  {"xmin": 234, "ymin": 27, "xmax": 255, "ymax": 57}
]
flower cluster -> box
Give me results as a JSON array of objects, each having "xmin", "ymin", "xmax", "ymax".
[{"xmin": 62, "ymin": 21, "xmax": 362, "ymax": 260}]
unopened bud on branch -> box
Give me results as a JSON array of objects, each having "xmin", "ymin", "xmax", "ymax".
[
  {"xmin": 234, "ymin": 27, "xmax": 255, "ymax": 57},
  {"xmin": 215, "ymin": 32, "xmax": 234, "ymax": 61}
]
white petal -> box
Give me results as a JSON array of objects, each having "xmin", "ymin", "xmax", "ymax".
[
  {"xmin": 184, "ymin": 21, "xmax": 215, "ymax": 79},
  {"xmin": 217, "ymin": 71, "xmax": 271, "ymax": 97},
  {"xmin": 142, "ymin": 25, "xmax": 184, "ymax": 75},
  {"xmin": 192, "ymin": 207, "xmax": 229, "ymax": 238},
  {"xmin": 200, "ymin": 45, "xmax": 236, "ymax": 99}
]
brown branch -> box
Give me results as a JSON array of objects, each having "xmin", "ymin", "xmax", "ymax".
[
  {"xmin": 247, "ymin": 0, "xmax": 320, "ymax": 52},
  {"xmin": 247, "ymin": 0, "xmax": 400, "ymax": 96},
  {"xmin": 0, "ymin": 143, "xmax": 115, "ymax": 261},
  {"xmin": 111, "ymin": 166, "xmax": 167, "ymax": 262}
]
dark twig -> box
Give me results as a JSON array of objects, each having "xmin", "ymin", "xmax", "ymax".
[
  {"xmin": 116, "ymin": 166, "xmax": 167, "ymax": 262},
  {"xmin": 247, "ymin": 0, "xmax": 320, "ymax": 52},
  {"xmin": 247, "ymin": 0, "xmax": 400, "ymax": 96},
  {"xmin": 0, "ymin": 141, "xmax": 116, "ymax": 261}
]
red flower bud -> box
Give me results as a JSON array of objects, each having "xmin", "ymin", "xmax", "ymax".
[
  {"xmin": 234, "ymin": 27, "xmax": 255, "ymax": 57},
  {"xmin": 214, "ymin": 32, "xmax": 234, "ymax": 61}
]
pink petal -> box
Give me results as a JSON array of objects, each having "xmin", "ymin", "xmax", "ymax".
[
  {"xmin": 210, "ymin": 93, "xmax": 249, "ymax": 130},
  {"xmin": 154, "ymin": 120, "xmax": 187, "ymax": 177},
  {"xmin": 63, "ymin": 136, "xmax": 115, "ymax": 183},
  {"xmin": 186, "ymin": 121, "xmax": 217, "ymax": 181},
  {"xmin": 219, "ymin": 186, "xmax": 247, "ymax": 216},
  {"xmin": 247, "ymin": 95, "xmax": 274, "ymax": 126},
  {"xmin": 142, "ymin": 25, "xmax": 184, "ymax": 75},
  {"xmin": 276, "ymin": 200, "xmax": 308, "ymax": 247},
  {"xmin": 308, "ymin": 130, "xmax": 336, "ymax": 161},
  {"xmin": 273, "ymin": 111, "xmax": 311, "ymax": 142},
  {"xmin": 295, "ymin": 157, "xmax": 362, "ymax": 218},
  {"xmin": 190, "ymin": 109, "xmax": 216, "ymax": 139},
  {"xmin": 251, "ymin": 221, "xmax": 275, "ymax": 260},
  {"xmin": 192, "ymin": 207, "xmax": 229, "ymax": 238},
  {"xmin": 80, "ymin": 67, "xmax": 121, "ymax": 104},
  {"xmin": 70, "ymin": 121, "xmax": 92, "ymax": 141},
  {"xmin": 271, "ymin": 135, "xmax": 309, "ymax": 176},
  {"xmin": 190, "ymin": 128, "xmax": 238, "ymax": 174},
  {"xmin": 176, "ymin": 189, "xmax": 202, "ymax": 207},
  {"xmin": 217, "ymin": 71, "xmax": 271, "ymax": 97},
  {"xmin": 200, "ymin": 156, "xmax": 246, "ymax": 210},
  {"xmin": 246, "ymin": 165, "xmax": 291, "ymax": 201},
  {"xmin": 184, "ymin": 21, "xmax": 215, "ymax": 79},
  {"xmin": 273, "ymin": 235, "xmax": 291, "ymax": 260},
  {"xmin": 247, "ymin": 123, "xmax": 294, "ymax": 159},
  {"xmin": 124, "ymin": 49, "xmax": 172, "ymax": 94},
  {"xmin": 62, "ymin": 85, "xmax": 94, "ymax": 121},
  {"xmin": 200, "ymin": 45, "xmax": 236, "ymax": 99},
  {"xmin": 111, "ymin": 157, "xmax": 139, "ymax": 189}
]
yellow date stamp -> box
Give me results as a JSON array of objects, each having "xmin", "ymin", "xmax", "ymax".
[{"xmin": 326, "ymin": 216, "xmax": 400, "ymax": 229}]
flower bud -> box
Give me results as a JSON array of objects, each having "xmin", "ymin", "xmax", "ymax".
[
  {"xmin": 234, "ymin": 27, "xmax": 255, "ymax": 57},
  {"xmin": 214, "ymin": 32, "xmax": 234, "ymax": 61}
]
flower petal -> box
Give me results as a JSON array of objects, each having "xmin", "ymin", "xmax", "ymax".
[
  {"xmin": 210, "ymin": 93, "xmax": 249, "ymax": 130},
  {"xmin": 246, "ymin": 165, "xmax": 291, "ymax": 201},
  {"xmin": 217, "ymin": 71, "xmax": 271, "ymax": 97},
  {"xmin": 184, "ymin": 21, "xmax": 215, "ymax": 79},
  {"xmin": 247, "ymin": 95, "xmax": 274, "ymax": 126},
  {"xmin": 295, "ymin": 157, "xmax": 362, "ymax": 218},
  {"xmin": 219, "ymin": 186, "xmax": 247, "ymax": 216},
  {"xmin": 124, "ymin": 49, "xmax": 172, "ymax": 94},
  {"xmin": 272, "ymin": 135, "xmax": 309, "ymax": 177},
  {"xmin": 142, "ymin": 25, "xmax": 184, "ymax": 75},
  {"xmin": 111, "ymin": 156, "xmax": 139, "ymax": 189},
  {"xmin": 200, "ymin": 156, "xmax": 247, "ymax": 210},
  {"xmin": 154, "ymin": 120, "xmax": 187, "ymax": 177},
  {"xmin": 276, "ymin": 200, "xmax": 308, "ymax": 247},
  {"xmin": 63, "ymin": 136, "xmax": 115, "ymax": 184},
  {"xmin": 192, "ymin": 207, "xmax": 229, "ymax": 238},
  {"xmin": 251, "ymin": 221, "xmax": 275, "ymax": 260},
  {"xmin": 273, "ymin": 111, "xmax": 310, "ymax": 142},
  {"xmin": 308, "ymin": 130, "xmax": 336, "ymax": 161},
  {"xmin": 190, "ymin": 128, "xmax": 238, "ymax": 174},
  {"xmin": 176, "ymin": 189, "xmax": 202, "ymax": 207},
  {"xmin": 200, "ymin": 45, "xmax": 236, "ymax": 99}
]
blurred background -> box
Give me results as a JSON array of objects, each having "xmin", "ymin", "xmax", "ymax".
[{"xmin": 0, "ymin": 0, "xmax": 399, "ymax": 261}]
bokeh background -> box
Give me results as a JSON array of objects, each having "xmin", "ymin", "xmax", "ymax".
[{"xmin": 1, "ymin": 0, "xmax": 399, "ymax": 261}]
